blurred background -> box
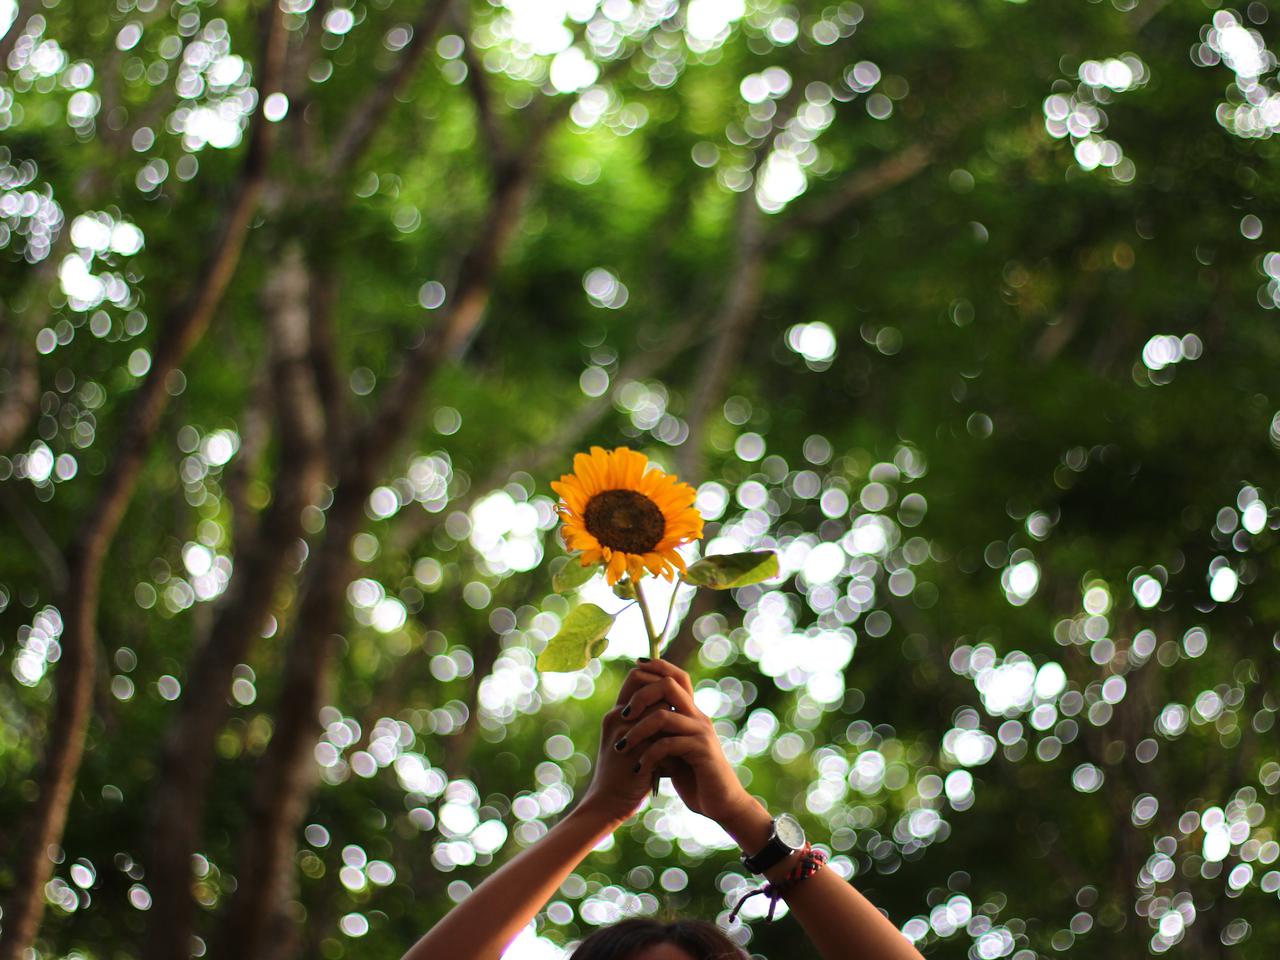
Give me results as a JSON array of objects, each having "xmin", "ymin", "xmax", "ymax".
[{"xmin": 1, "ymin": 1, "xmax": 1278, "ymax": 958}]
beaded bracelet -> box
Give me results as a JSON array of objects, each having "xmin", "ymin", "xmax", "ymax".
[{"xmin": 729, "ymin": 843, "xmax": 828, "ymax": 922}]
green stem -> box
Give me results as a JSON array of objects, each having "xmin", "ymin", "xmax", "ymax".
[
  {"xmin": 634, "ymin": 577, "xmax": 661, "ymax": 660},
  {"xmin": 658, "ymin": 581, "xmax": 681, "ymax": 646}
]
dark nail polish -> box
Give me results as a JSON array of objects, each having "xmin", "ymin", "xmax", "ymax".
[
  {"xmin": 638, "ymin": 657, "xmax": 651, "ymax": 663},
  {"xmin": 614, "ymin": 737, "xmax": 627, "ymax": 750},
  {"xmin": 621, "ymin": 705, "xmax": 631, "ymax": 718},
  {"xmin": 632, "ymin": 762, "xmax": 642, "ymax": 773}
]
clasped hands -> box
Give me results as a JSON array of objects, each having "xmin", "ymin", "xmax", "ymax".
[{"xmin": 576, "ymin": 659, "xmax": 762, "ymax": 840}]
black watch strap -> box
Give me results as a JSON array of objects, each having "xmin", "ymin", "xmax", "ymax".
[
  {"xmin": 742, "ymin": 837, "xmax": 790, "ymax": 874},
  {"xmin": 741, "ymin": 815, "xmax": 804, "ymax": 874}
]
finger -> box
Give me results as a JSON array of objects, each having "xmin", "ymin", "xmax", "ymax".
[
  {"xmin": 615, "ymin": 666, "xmax": 659, "ymax": 706},
  {"xmin": 623, "ymin": 675, "xmax": 698, "ymax": 720},
  {"xmin": 627, "ymin": 669, "xmax": 667, "ymax": 689},
  {"xmin": 613, "ymin": 709, "xmax": 705, "ymax": 754},
  {"xmin": 614, "ymin": 671, "xmax": 668, "ymax": 718},
  {"xmin": 631, "ymin": 658, "xmax": 695, "ymax": 698},
  {"xmin": 633, "ymin": 735, "xmax": 707, "ymax": 775},
  {"xmin": 616, "ymin": 666, "xmax": 684, "ymax": 709},
  {"xmin": 600, "ymin": 704, "xmax": 626, "ymax": 736},
  {"xmin": 605, "ymin": 671, "xmax": 679, "ymax": 735}
]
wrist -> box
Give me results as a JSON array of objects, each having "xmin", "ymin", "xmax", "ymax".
[
  {"xmin": 718, "ymin": 796, "xmax": 773, "ymax": 852},
  {"xmin": 567, "ymin": 797, "xmax": 628, "ymax": 838}
]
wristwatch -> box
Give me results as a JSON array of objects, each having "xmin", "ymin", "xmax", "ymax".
[{"xmin": 741, "ymin": 813, "xmax": 806, "ymax": 874}]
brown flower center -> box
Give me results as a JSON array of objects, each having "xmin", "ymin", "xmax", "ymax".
[{"xmin": 583, "ymin": 489, "xmax": 665, "ymax": 554}]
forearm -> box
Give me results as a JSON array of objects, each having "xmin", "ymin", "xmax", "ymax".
[
  {"xmin": 402, "ymin": 804, "xmax": 621, "ymax": 960},
  {"xmin": 722, "ymin": 802, "xmax": 924, "ymax": 960}
]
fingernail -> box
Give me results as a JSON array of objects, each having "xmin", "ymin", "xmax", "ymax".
[
  {"xmin": 638, "ymin": 657, "xmax": 651, "ymax": 663},
  {"xmin": 632, "ymin": 762, "xmax": 642, "ymax": 773},
  {"xmin": 621, "ymin": 705, "xmax": 631, "ymax": 718},
  {"xmin": 614, "ymin": 737, "xmax": 627, "ymax": 751}
]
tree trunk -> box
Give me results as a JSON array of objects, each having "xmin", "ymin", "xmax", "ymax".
[
  {"xmin": 214, "ymin": 151, "xmax": 538, "ymax": 960},
  {"xmin": 0, "ymin": 546, "xmax": 99, "ymax": 960},
  {"xmin": 0, "ymin": 7, "xmax": 287, "ymax": 957},
  {"xmin": 211, "ymin": 480, "xmax": 360, "ymax": 960},
  {"xmin": 677, "ymin": 199, "xmax": 766, "ymax": 483},
  {"xmin": 0, "ymin": 317, "xmax": 38, "ymax": 454},
  {"xmin": 143, "ymin": 244, "xmax": 326, "ymax": 960},
  {"xmin": 0, "ymin": 0, "xmax": 32, "ymax": 69}
]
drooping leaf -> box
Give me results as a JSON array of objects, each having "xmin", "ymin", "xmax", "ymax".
[
  {"xmin": 682, "ymin": 551, "xmax": 779, "ymax": 589},
  {"xmin": 551, "ymin": 555, "xmax": 599, "ymax": 593},
  {"xmin": 536, "ymin": 603, "xmax": 616, "ymax": 672}
]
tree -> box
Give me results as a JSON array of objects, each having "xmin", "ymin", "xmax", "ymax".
[{"xmin": 1, "ymin": 2, "xmax": 1277, "ymax": 960}]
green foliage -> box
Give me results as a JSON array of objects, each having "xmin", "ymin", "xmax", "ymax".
[
  {"xmin": 537, "ymin": 603, "xmax": 617, "ymax": 673},
  {"xmin": 1, "ymin": 2, "xmax": 1279, "ymax": 960},
  {"xmin": 683, "ymin": 551, "xmax": 780, "ymax": 590},
  {"xmin": 551, "ymin": 555, "xmax": 600, "ymax": 594}
]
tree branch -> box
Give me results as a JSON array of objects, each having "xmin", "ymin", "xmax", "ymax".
[
  {"xmin": 0, "ymin": 314, "xmax": 38, "ymax": 454},
  {"xmin": 673, "ymin": 90, "xmax": 814, "ymax": 484},
  {"xmin": 0, "ymin": 4, "xmax": 290, "ymax": 956},
  {"xmin": 221, "ymin": 369, "xmax": 272, "ymax": 547},
  {"xmin": 326, "ymin": 0, "xmax": 451, "ymax": 178},
  {"xmin": 676, "ymin": 194, "xmax": 767, "ymax": 483},
  {"xmin": 307, "ymin": 264, "xmax": 347, "ymax": 463},
  {"xmin": 771, "ymin": 142, "xmax": 932, "ymax": 248},
  {"xmin": 1032, "ymin": 274, "xmax": 1101, "ymax": 363},
  {"xmin": 0, "ymin": 0, "xmax": 33, "ymax": 71},
  {"xmin": 458, "ymin": 18, "xmax": 507, "ymax": 171},
  {"xmin": 0, "ymin": 482, "xmax": 67, "ymax": 592},
  {"xmin": 346, "ymin": 114, "xmax": 558, "ymax": 483},
  {"xmin": 675, "ymin": 142, "xmax": 935, "ymax": 484},
  {"xmin": 267, "ymin": 0, "xmax": 334, "ymax": 174},
  {"xmin": 141, "ymin": 242, "xmax": 328, "ymax": 960},
  {"xmin": 287, "ymin": 0, "xmax": 334, "ymax": 100}
]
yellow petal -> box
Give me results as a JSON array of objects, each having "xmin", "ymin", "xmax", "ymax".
[
  {"xmin": 623, "ymin": 448, "xmax": 647, "ymax": 488},
  {"xmin": 565, "ymin": 531, "xmax": 600, "ymax": 553},
  {"xmin": 642, "ymin": 553, "xmax": 667, "ymax": 577},
  {"xmin": 551, "ymin": 479, "xmax": 588, "ymax": 515},
  {"xmin": 627, "ymin": 555, "xmax": 646, "ymax": 582},
  {"xmin": 574, "ymin": 452, "xmax": 606, "ymax": 494},
  {"xmin": 592, "ymin": 446, "xmax": 615, "ymax": 488},
  {"xmin": 606, "ymin": 551, "xmax": 627, "ymax": 584}
]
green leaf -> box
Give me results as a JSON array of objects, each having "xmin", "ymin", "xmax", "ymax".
[
  {"xmin": 683, "ymin": 551, "xmax": 780, "ymax": 589},
  {"xmin": 612, "ymin": 578, "xmax": 637, "ymax": 600},
  {"xmin": 551, "ymin": 556, "xmax": 599, "ymax": 593},
  {"xmin": 536, "ymin": 603, "xmax": 616, "ymax": 672}
]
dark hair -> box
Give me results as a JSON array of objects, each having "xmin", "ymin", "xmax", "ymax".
[{"xmin": 569, "ymin": 918, "xmax": 747, "ymax": 960}]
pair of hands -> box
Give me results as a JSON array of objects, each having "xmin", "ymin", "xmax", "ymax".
[{"xmin": 577, "ymin": 659, "xmax": 759, "ymax": 835}]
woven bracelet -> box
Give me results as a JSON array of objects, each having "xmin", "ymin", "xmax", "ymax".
[{"xmin": 729, "ymin": 844, "xmax": 828, "ymax": 923}]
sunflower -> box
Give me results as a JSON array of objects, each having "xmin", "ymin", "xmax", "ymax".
[{"xmin": 551, "ymin": 446, "xmax": 704, "ymax": 585}]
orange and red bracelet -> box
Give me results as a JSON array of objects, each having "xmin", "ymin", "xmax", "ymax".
[{"xmin": 729, "ymin": 843, "xmax": 828, "ymax": 922}]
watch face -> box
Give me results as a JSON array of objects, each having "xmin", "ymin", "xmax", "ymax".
[{"xmin": 775, "ymin": 813, "xmax": 805, "ymax": 848}]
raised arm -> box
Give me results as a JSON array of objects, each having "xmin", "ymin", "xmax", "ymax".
[
  {"xmin": 621, "ymin": 659, "xmax": 926, "ymax": 960},
  {"xmin": 401, "ymin": 671, "xmax": 656, "ymax": 960}
]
